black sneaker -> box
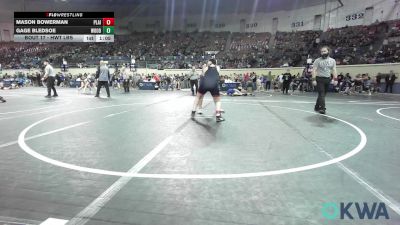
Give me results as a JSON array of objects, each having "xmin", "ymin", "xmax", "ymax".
[
  {"xmin": 44, "ymin": 95, "xmax": 51, "ymax": 98},
  {"xmin": 314, "ymin": 106, "xmax": 320, "ymax": 112},
  {"xmin": 216, "ymin": 115, "xmax": 225, "ymax": 122},
  {"xmin": 318, "ymin": 109, "xmax": 326, "ymax": 114},
  {"xmin": 0, "ymin": 97, "xmax": 6, "ymax": 103},
  {"xmin": 52, "ymin": 94, "xmax": 58, "ymax": 97}
]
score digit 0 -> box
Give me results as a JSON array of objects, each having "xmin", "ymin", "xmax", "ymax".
[
  {"xmin": 103, "ymin": 26, "xmax": 114, "ymax": 34},
  {"xmin": 102, "ymin": 18, "xmax": 114, "ymax": 26}
]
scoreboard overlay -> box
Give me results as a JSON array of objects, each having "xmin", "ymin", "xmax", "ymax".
[{"xmin": 14, "ymin": 12, "xmax": 114, "ymax": 42}]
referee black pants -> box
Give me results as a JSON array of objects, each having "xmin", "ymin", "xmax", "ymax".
[
  {"xmin": 96, "ymin": 81, "xmax": 110, "ymax": 97},
  {"xmin": 386, "ymin": 82, "xmax": 394, "ymax": 93},
  {"xmin": 282, "ymin": 81, "xmax": 290, "ymax": 94},
  {"xmin": 190, "ymin": 79, "xmax": 198, "ymax": 95},
  {"xmin": 123, "ymin": 79, "xmax": 130, "ymax": 92},
  {"xmin": 46, "ymin": 76, "xmax": 58, "ymax": 96},
  {"xmin": 315, "ymin": 77, "xmax": 330, "ymax": 110}
]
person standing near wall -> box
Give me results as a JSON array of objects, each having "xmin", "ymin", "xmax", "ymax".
[
  {"xmin": 95, "ymin": 61, "xmax": 111, "ymax": 98},
  {"xmin": 312, "ymin": 46, "xmax": 337, "ymax": 114},
  {"xmin": 189, "ymin": 66, "xmax": 199, "ymax": 96},
  {"xmin": 282, "ymin": 69, "xmax": 292, "ymax": 95},
  {"xmin": 266, "ymin": 71, "xmax": 272, "ymax": 91},
  {"xmin": 388, "ymin": 70, "xmax": 397, "ymax": 93},
  {"xmin": 375, "ymin": 73, "xmax": 382, "ymax": 93},
  {"xmin": 385, "ymin": 73, "xmax": 390, "ymax": 93},
  {"xmin": 122, "ymin": 64, "xmax": 130, "ymax": 93},
  {"xmin": 165, "ymin": 75, "xmax": 172, "ymax": 91},
  {"xmin": 43, "ymin": 59, "xmax": 58, "ymax": 98},
  {"xmin": 251, "ymin": 72, "xmax": 257, "ymax": 91}
]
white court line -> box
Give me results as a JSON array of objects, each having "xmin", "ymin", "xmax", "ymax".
[
  {"xmin": 0, "ymin": 99, "xmax": 72, "ymax": 120},
  {"xmin": 104, "ymin": 110, "xmax": 130, "ymax": 118},
  {"xmin": 66, "ymin": 136, "xmax": 174, "ymax": 225},
  {"xmin": 40, "ymin": 218, "xmax": 68, "ymax": 225},
  {"xmin": 0, "ymin": 102, "xmax": 147, "ymax": 148},
  {"xmin": 0, "ymin": 100, "xmax": 142, "ymax": 121},
  {"xmin": 321, "ymin": 150, "xmax": 400, "ymax": 216},
  {"xmin": 376, "ymin": 107, "xmax": 400, "ymax": 122},
  {"xmin": 0, "ymin": 121, "xmax": 91, "ymax": 149}
]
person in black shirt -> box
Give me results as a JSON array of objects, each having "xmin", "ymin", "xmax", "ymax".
[
  {"xmin": 251, "ymin": 73, "xmax": 257, "ymax": 91},
  {"xmin": 189, "ymin": 66, "xmax": 199, "ymax": 96},
  {"xmin": 385, "ymin": 74, "xmax": 390, "ymax": 93},
  {"xmin": 165, "ymin": 76, "xmax": 172, "ymax": 91},
  {"xmin": 375, "ymin": 73, "xmax": 382, "ymax": 93},
  {"xmin": 387, "ymin": 71, "xmax": 397, "ymax": 93},
  {"xmin": 282, "ymin": 69, "xmax": 292, "ymax": 94},
  {"xmin": 191, "ymin": 59, "xmax": 225, "ymax": 122},
  {"xmin": 36, "ymin": 73, "xmax": 42, "ymax": 87},
  {"xmin": 291, "ymin": 74, "xmax": 301, "ymax": 93},
  {"xmin": 337, "ymin": 73, "xmax": 344, "ymax": 84},
  {"xmin": 336, "ymin": 73, "xmax": 344, "ymax": 92}
]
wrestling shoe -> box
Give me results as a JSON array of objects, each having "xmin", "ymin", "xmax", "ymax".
[{"xmin": 216, "ymin": 115, "xmax": 225, "ymax": 122}]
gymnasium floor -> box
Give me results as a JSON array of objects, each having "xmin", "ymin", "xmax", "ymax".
[{"xmin": 0, "ymin": 87, "xmax": 399, "ymax": 225}]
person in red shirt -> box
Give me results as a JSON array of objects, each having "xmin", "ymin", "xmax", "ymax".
[
  {"xmin": 153, "ymin": 73, "xmax": 161, "ymax": 89},
  {"xmin": 244, "ymin": 73, "xmax": 250, "ymax": 83}
]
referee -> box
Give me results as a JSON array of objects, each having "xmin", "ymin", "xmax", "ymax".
[
  {"xmin": 43, "ymin": 59, "xmax": 58, "ymax": 98},
  {"xmin": 95, "ymin": 60, "xmax": 111, "ymax": 98},
  {"xmin": 189, "ymin": 66, "xmax": 199, "ymax": 96},
  {"xmin": 312, "ymin": 46, "xmax": 337, "ymax": 114}
]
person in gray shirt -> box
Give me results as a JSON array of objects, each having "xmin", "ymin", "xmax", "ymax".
[
  {"xmin": 189, "ymin": 66, "xmax": 199, "ymax": 96},
  {"xmin": 312, "ymin": 46, "xmax": 337, "ymax": 114},
  {"xmin": 95, "ymin": 61, "xmax": 111, "ymax": 98},
  {"xmin": 43, "ymin": 59, "xmax": 58, "ymax": 98}
]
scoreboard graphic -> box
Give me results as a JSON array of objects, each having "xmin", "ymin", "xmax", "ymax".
[{"xmin": 14, "ymin": 12, "xmax": 114, "ymax": 42}]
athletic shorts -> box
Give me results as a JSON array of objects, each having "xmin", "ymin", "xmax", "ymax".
[{"xmin": 198, "ymin": 85, "xmax": 220, "ymax": 97}]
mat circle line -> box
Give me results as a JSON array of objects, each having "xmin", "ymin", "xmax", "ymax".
[
  {"xmin": 18, "ymin": 101, "xmax": 367, "ymax": 179},
  {"xmin": 376, "ymin": 107, "xmax": 400, "ymax": 122}
]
